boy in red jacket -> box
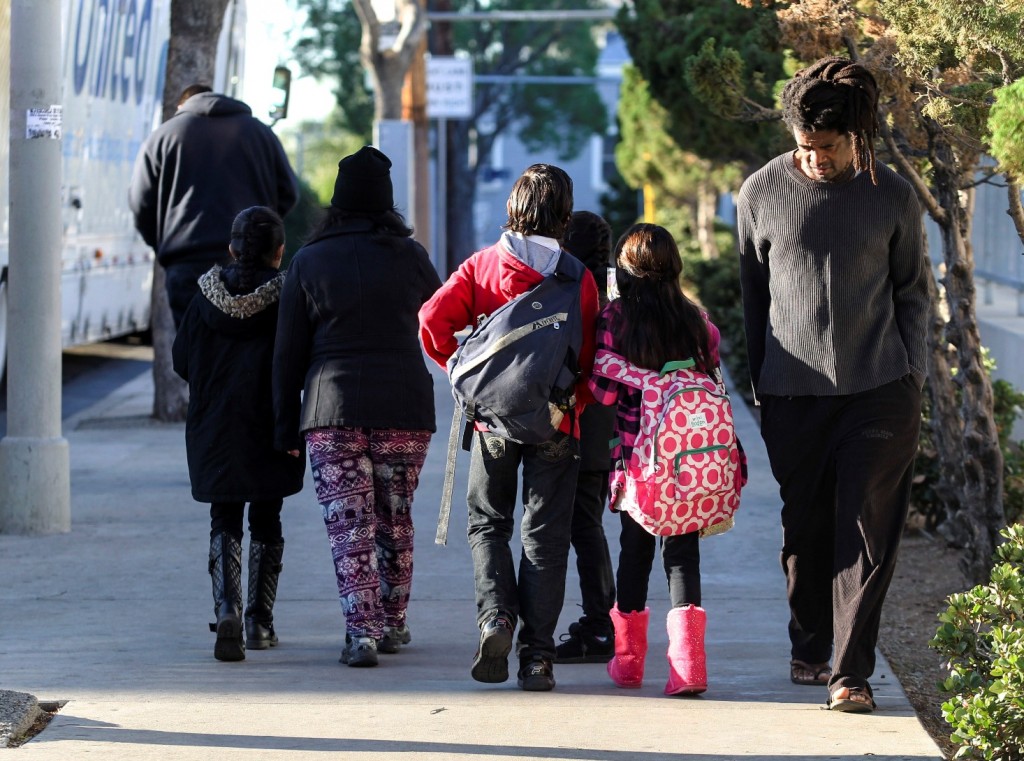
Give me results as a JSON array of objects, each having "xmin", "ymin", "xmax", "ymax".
[{"xmin": 419, "ymin": 164, "xmax": 599, "ymax": 691}]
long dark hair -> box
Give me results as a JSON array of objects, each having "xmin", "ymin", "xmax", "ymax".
[
  {"xmin": 305, "ymin": 205, "xmax": 413, "ymax": 248},
  {"xmin": 612, "ymin": 223, "xmax": 712, "ymax": 373},
  {"xmin": 224, "ymin": 206, "xmax": 284, "ymax": 294},
  {"xmin": 780, "ymin": 56, "xmax": 880, "ymax": 184}
]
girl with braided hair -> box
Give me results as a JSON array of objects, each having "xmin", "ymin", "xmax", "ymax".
[
  {"xmin": 737, "ymin": 56, "xmax": 930, "ymax": 712},
  {"xmin": 173, "ymin": 206, "xmax": 305, "ymax": 662}
]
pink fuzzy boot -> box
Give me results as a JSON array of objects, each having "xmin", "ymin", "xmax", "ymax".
[
  {"xmin": 607, "ymin": 606, "xmax": 649, "ymax": 688},
  {"xmin": 665, "ymin": 605, "xmax": 707, "ymax": 695}
]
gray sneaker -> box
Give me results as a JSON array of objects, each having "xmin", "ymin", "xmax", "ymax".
[
  {"xmin": 380, "ymin": 624, "xmax": 412, "ymax": 654},
  {"xmin": 340, "ymin": 635, "xmax": 378, "ymax": 667}
]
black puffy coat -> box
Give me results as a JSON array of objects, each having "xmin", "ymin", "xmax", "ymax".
[
  {"xmin": 273, "ymin": 219, "xmax": 442, "ymax": 450},
  {"xmin": 173, "ymin": 266, "xmax": 305, "ymax": 502}
]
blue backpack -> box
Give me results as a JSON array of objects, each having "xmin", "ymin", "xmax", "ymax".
[{"xmin": 436, "ymin": 250, "xmax": 586, "ymax": 543}]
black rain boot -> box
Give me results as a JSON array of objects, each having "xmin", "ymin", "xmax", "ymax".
[
  {"xmin": 209, "ymin": 532, "xmax": 245, "ymax": 662},
  {"xmin": 245, "ymin": 540, "xmax": 284, "ymax": 650}
]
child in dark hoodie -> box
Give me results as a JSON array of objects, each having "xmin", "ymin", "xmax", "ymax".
[{"xmin": 172, "ymin": 206, "xmax": 305, "ymax": 663}]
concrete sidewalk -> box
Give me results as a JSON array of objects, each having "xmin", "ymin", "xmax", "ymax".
[{"xmin": 0, "ymin": 361, "xmax": 944, "ymax": 760}]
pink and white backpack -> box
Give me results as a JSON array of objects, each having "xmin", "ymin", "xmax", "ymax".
[{"xmin": 593, "ymin": 349, "xmax": 744, "ymax": 537}]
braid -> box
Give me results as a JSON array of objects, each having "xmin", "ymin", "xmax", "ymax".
[
  {"xmin": 781, "ymin": 56, "xmax": 880, "ymax": 184},
  {"xmin": 226, "ymin": 206, "xmax": 285, "ymax": 295}
]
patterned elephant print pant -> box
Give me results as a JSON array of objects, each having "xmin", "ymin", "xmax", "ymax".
[{"xmin": 306, "ymin": 427, "xmax": 431, "ymax": 639}]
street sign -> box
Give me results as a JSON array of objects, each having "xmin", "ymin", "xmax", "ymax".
[{"xmin": 426, "ymin": 56, "xmax": 473, "ymax": 119}]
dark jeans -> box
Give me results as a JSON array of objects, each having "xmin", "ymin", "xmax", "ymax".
[
  {"xmin": 210, "ymin": 499, "xmax": 284, "ymax": 544},
  {"xmin": 615, "ymin": 511, "xmax": 701, "ymax": 613},
  {"xmin": 760, "ymin": 375, "xmax": 921, "ymax": 694},
  {"xmin": 570, "ymin": 469, "xmax": 615, "ymax": 633},
  {"xmin": 166, "ymin": 258, "xmax": 227, "ymax": 329},
  {"xmin": 466, "ymin": 431, "xmax": 579, "ymax": 662}
]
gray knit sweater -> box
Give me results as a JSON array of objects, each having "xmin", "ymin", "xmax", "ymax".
[{"xmin": 737, "ymin": 152, "xmax": 930, "ymax": 398}]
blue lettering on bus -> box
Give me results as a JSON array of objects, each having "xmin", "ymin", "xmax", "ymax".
[
  {"xmin": 72, "ymin": 0, "xmax": 95, "ymax": 95},
  {"xmin": 134, "ymin": 0, "xmax": 152, "ymax": 105},
  {"xmin": 72, "ymin": 0, "xmax": 156, "ymax": 104}
]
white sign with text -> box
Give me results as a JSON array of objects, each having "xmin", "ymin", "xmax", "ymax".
[{"xmin": 427, "ymin": 57, "xmax": 473, "ymax": 119}]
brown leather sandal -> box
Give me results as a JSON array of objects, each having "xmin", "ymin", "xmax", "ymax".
[
  {"xmin": 790, "ymin": 659, "xmax": 831, "ymax": 685},
  {"xmin": 827, "ymin": 686, "xmax": 876, "ymax": 713}
]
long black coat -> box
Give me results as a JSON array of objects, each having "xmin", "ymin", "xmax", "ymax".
[
  {"xmin": 273, "ymin": 219, "xmax": 443, "ymax": 451},
  {"xmin": 173, "ymin": 267, "xmax": 305, "ymax": 502}
]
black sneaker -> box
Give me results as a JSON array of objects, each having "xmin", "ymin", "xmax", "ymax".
[
  {"xmin": 517, "ymin": 656, "xmax": 556, "ymax": 692},
  {"xmin": 471, "ymin": 613, "xmax": 514, "ymax": 683},
  {"xmin": 554, "ymin": 621, "xmax": 614, "ymax": 664}
]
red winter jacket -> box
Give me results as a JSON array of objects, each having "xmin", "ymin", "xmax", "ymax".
[{"xmin": 419, "ymin": 234, "xmax": 599, "ymax": 437}]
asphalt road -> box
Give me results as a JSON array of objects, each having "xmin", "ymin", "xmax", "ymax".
[{"xmin": 0, "ymin": 337, "xmax": 153, "ymax": 437}]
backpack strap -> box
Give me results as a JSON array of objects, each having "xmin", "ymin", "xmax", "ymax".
[
  {"xmin": 660, "ymin": 359, "xmax": 696, "ymax": 375},
  {"xmin": 592, "ymin": 349, "xmax": 655, "ymax": 390}
]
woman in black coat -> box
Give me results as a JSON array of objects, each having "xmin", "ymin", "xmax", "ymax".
[
  {"xmin": 273, "ymin": 147, "xmax": 441, "ymax": 668},
  {"xmin": 173, "ymin": 206, "xmax": 304, "ymax": 663}
]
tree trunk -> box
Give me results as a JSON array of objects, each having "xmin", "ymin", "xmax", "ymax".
[
  {"xmin": 352, "ymin": 0, "xmax": 426, "ymax": 121},
  {"xmin": 695, "ymin": 176, "xmax": 719, "ymax": 259},
  {"xmin": 932, "ymin": 154, "xmax": 1005, "ymax": 583},
  {"xmin": 149, "ymin": 0, "xmax": 231, "ymax": 422},
  {"xmin": 923, "ymin": 262, "xmax": 963, "ymax": 524}
]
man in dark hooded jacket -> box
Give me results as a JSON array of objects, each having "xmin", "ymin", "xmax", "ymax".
[{"xmin": 128, "ymin": 84, "xmax": 298, "ymax": 327}]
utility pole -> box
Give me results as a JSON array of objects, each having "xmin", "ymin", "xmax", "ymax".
[
  {"xmin": 402, "ymin": 36, "xmax": 430, "ymax": 249},
  {"xmin": 0, "ymin": 0, "xmax": 71, "ymax": 534}
]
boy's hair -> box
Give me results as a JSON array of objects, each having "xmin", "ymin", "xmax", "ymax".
[
  {"xmin": 780, "ymin": 56, "xmax": 880, "ymax": 184},
  {"xmin": 503, "ymin": 164, "xmax": 574, "ymax": 240},
  {"xmin": 613, "ymin": 223, "xmax": 711, "ymax": 373},
  {"xmin": 226, "ymin": 206, "xmax": 284, "ymax": 293},
  {"xmin": 177, "ymin": 83, "xmax": 212, "ymax": 107}
]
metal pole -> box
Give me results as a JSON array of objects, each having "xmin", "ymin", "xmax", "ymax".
[
  {"xmin": 0, "ymin": 0, "xmax": 71, "ymax": 534},
  {"xmin": 438, "ymin": 117, "xmax": 448, "ymax": 276}
]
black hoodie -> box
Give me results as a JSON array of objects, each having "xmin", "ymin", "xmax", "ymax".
[{"xmin": 128, "ymin": 93, "xmax": 298, "ymax": 267}]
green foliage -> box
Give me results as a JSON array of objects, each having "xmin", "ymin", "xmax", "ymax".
[
  {"xmin": 912, "ymin": 354, "xmax": 1024, "ymax": 527},
  {"xmin": 618, "ymin": 0, "xmax": 787, "ymax": 168},
  {"xmin": 291, "ymin": 0, "xmax": 374, "ymax": 138},
  {"xmin": 682, "ymin": 230, "xmax": 752, "ymax": 400},
  {"xmin": 282, "ymin": 177, "xmax": 323, "ymax": 266},
  {"xmin": 990, "ymin": 80, "xmax": 1024, "ymax": 178},
  {"xmin": 930, "ymin": 523, "xmax": 1024, "ymax": 760},
  {"xmin": 599, "ymin": 165, "xmax": 642, "ymax": 241},
  {"xmin": 881, "ymin": 0, "xmax": 1024, "ymax": 77}
]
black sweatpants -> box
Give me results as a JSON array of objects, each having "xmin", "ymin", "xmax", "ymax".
[{"xmin": 759, "ymin": 375, "xmax": 921, "ymax": 694}]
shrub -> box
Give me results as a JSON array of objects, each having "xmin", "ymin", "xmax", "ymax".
[{"xmin": 930, "ymin": 523, "xmax": 1024, "ymax": 760}]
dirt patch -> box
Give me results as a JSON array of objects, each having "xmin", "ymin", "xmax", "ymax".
[{"xmin": 878, "ymin": 530, "xmax": 969, "ymax": 760}]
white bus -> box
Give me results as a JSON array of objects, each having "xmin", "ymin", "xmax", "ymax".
[{"xmin": 0, "ymin": 0, "xmax": 247, "ymax": 379}]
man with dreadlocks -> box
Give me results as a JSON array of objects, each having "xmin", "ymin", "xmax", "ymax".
[{"xmin": 736, "ymin": 56, "xmax": 930, "ymax": 713}]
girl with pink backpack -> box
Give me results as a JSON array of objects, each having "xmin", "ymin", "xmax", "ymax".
[{"xmin": 589, "ymin": 223, "xmax": 742, "ymax": 696}]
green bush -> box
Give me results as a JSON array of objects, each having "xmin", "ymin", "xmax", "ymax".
[{"xmin": 930, "ymin": 523, "xmax": 1024, "ymax": 760}]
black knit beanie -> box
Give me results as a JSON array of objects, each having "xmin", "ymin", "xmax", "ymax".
[{"xmin": 330, "ymin": 146, "xmax": 394, "ymax": 212}]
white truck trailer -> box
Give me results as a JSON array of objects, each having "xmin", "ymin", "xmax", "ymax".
[{"xmin": 0, "ymin": 0, "xmax": 247, "ymax": 379}]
